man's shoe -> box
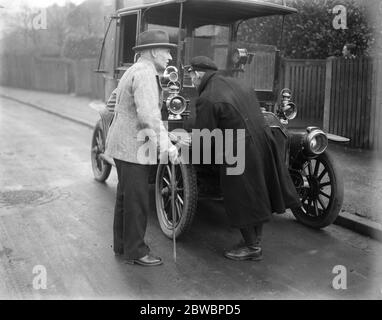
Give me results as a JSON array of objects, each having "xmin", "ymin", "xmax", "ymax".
[
  {"xmin": 224, "ymin": 245, "xmax": 263, "ymax": 261},
  {"xmin": 125, "ymin": 254, "xmax": 163, "ymax": 266}
]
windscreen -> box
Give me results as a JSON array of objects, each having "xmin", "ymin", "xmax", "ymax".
[
  {"xmin": 184, "ymin": 24, "xmax": 230, "ymax": 70},
  {"xmin": 183, "ymin": 24, "xmax": 276, "ymax": 92}
]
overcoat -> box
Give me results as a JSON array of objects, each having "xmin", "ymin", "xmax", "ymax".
[
  {"xmin": 105, "ymin": 57, "xmax": 171, "ymax": 164},
  {"xmin": 194, "ymin": 71, "xmax": 301, "ymax": 228}
]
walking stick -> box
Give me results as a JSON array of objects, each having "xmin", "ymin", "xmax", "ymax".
[{"xmin": 170, "ymin": 161, "xmax": 177, "ymax": 263}]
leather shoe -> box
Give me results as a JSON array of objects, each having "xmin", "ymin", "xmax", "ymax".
[
  {"xmin": 125, "ymin": 254, "xmax": 163, "ymax": 266},
  {"xmin": 224, "ymin": 245, "xmax": 263, "ymax": 261}
]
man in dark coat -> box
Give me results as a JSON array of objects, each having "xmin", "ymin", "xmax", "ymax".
[{"xmin": 187, "ymin": 56, "xmax": 301, "ymax": 261}]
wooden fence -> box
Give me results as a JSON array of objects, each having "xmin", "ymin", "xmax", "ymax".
[
  {"xmin": 0, "ymin": 55, "xmax": 35, "ymax": 90},
  {"xmin": 280, "ymin": 57, "xmax": 382, "ymax": 150},
  {"xmin": 243, "ymin": 56, "xmax": 327, "ymax": 127},
  {"xmin": 33, "ymin": 56, "xmax": 74, "ymax": 93},
  {"xmin": 372, "ymin": 58, "xmax": 382, "ymax": 151},
  {"xmin": 72, "ymin": 59, "xmax": 104, "ymax": 100},
  {"xmin": 324, "ymin": 57, "xmax": 382, "ymax": 150},
  {"xmin": 0, "ymin": 54, "xmax": 104, "ymax": 99},
  {"xmin": 242, "ymin": 49, "xmax": 276, "ymax": 92},
  {"xmin": 282, "ymin": 59, "xmax": 326, "ymax": 127}
]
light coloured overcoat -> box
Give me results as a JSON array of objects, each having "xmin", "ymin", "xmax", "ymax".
[{"xmin": 105, "ymin": 57, "xmax": 172, "ymax": 164}]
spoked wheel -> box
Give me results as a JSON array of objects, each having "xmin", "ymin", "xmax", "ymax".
[
  {"xmin": 91, "ymin": 120, "xmax": 112, "ymax": 182},
  {"xmin": 155, "ymin": 162, "xmax": 198, "ymax": 239},
  {"xmin": 290, "ymin": 151, "xmax": 344, "ymax": 228}
]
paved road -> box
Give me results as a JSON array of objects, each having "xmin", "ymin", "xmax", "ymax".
[{"xmin": 0, "ymin": 98, "xmax": 381, "ymax": 300}]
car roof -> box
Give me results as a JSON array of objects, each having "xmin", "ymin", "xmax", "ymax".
[{"xmin": 118, "ymin": 0, "xmax": 297, "ymax": 24}]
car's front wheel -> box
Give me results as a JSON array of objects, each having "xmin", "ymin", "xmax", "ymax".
[
  {"xmin": 155, "ymin": 162, "xmax": 198, "ymax": 239},
  {"xmin": 290, "ymin": 151, "xmax": 344, "ymax": 229}
]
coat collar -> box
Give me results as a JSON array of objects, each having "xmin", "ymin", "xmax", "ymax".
[
  {"xmin": 137, "ymin": 56, "xmax": 159, "ymax": 75},
  {"xmin": 197, "ymin": 71, "xmax": 218, "ymax": 95}
]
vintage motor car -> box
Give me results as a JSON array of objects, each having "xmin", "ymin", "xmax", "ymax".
[{"xmin": 91, "ymin": 0, "xmax": 348, "ymax": 239}]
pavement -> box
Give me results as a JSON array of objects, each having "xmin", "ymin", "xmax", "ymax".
[{"xmin": 1, "ymin": 85, "xmax": 382, "ymax": 242}]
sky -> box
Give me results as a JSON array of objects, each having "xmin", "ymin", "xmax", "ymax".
[{"xmin": 0, "ymin": 0, "xmax": 85, "ymax": 10}]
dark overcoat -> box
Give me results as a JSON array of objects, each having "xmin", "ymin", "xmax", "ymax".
[{"xmin": 194, "ymin": 71, "xmax": 300, "ymax": 228}]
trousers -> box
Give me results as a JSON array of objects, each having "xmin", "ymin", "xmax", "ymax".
[
  {"xmin": 240, "ymin": 224, "xmax": 263, "ymax": 247},
  {"xmin": 113, "ymin": 159, "xmax": 150, "ymax": 259}
]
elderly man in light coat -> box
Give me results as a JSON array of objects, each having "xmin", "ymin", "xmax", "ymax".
[{"xmin": 105, "ymin": 29, "xmax": 178, "ymax": 266}]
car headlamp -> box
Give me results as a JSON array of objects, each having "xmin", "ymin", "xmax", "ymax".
[
  {"xmin": 232, "ymin": 48, "xmax": 254, "ymax": 68},
  {"xmin": 278, "ymin": 88, "xmax": 297, "ymax": 121},
  {"xmin": 282, "ymin": 101, "xmax": 297, "ymax": 120},
  {"xmin": 160, "ymin": 66, "xmax": 179, "ymax": 88},
  {"xmin": 303, "ymin": 130, "xmax": 328, "ymax": 155},
  {"xmin": 281, "ymin": 88, "xmax": 292, "ymax": 101},
  {"xmin": 167, "ymin": 95, "xmax": 187, "ymax": 119}
]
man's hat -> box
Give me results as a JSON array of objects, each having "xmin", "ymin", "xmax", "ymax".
[
  {"xmin": 186, "ymin": 56, "xmax": 218, "ymax": 72},
  {"xmin": 133, "ymin": 29, "xmax": 178, "ymax": 51}
]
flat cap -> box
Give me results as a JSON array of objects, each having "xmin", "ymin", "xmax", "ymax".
[{"xmin": 186, "ymin": 56, "xmax": 218, "ymax": 72}]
